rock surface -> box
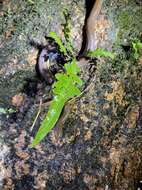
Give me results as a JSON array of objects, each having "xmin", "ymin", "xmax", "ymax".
[{"xmin": 0, "ymin": 0, "xmax": 142, "ymax": 190}]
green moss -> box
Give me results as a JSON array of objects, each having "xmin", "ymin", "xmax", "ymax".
[
  {"xmin": 0, "ymin": 0, "xmax": 68, "ymax": 57},
  {"xmin": 117, "ymin": 9, "xmax": 142, "ymax": 44}
]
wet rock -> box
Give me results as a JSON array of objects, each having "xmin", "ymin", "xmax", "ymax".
[{"xmin": 0, "ymin": 0, "xmax": 142, "ymax": 190}]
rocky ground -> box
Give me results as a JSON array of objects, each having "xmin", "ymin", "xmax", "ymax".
[{"xmin": 0, "ymin": 0, "xmax": 142, "ymax": 189}]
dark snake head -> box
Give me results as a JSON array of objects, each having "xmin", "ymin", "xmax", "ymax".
[{"xmin": 37, "ymin": 48, "xmax": 65, "ymax": 84}]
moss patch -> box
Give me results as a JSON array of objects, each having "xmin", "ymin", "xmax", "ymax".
[{"xmin": 117, "ymin": 5, "xmax": 142, "ymax": 44}]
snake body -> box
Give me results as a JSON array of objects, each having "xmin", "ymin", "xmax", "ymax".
[
  {"xmin": 37, "ymin": 0, "xmax": 103, "ymax": 81},
  {"xmin": 86, "ymin": 0, "xmax": 103, "ymax": 50}
]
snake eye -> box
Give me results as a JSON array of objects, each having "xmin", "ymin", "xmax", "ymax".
[{"xmin": 43, "ymin": 54, "xmax": 49, "ymax": 62}]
